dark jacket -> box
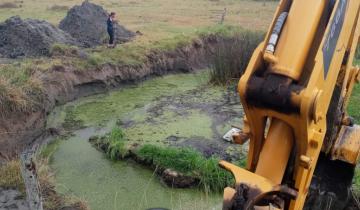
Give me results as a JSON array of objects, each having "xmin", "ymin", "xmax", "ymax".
[{"xmin": 107, "ymin": 17, "xmax": 114, "ymax": 33}]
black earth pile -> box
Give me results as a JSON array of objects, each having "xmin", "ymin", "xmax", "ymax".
[
  {"xmin": 0, "ymin": 1, "xmax": 135, "ymax": 58},
  {"xmin": 0, "ymin": 16, "xmax": 78, "ymax": 58},
  {"xmin": 59, "ymin": 1, "xmax": 135, "ymax": 47}
]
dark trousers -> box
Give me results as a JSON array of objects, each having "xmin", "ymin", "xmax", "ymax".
[{"xmin": 108, "ymin": 30, "xmax": 114, "ymax": 45}]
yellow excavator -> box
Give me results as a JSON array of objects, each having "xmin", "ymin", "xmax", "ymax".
[{"xmin": 220, "ymin": 0, "xmax": 360, "ymax": 209}]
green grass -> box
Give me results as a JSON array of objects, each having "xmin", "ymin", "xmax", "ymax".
[
  {"xmin": 90, "ymin": 126, "xmax": 235, "ymax": 193},
  {"xmin": 209, "ymin": 29, "xmax": 264, "ymax": 84},
  {"xmin": 0, "ymin": 160, "xmax": 25, "ymax": 192},
  {"xmin": 106, "ymin": 127, "xmax": 127, "ymax": 160},
  {"xmin": 82, "ymin": 24, "xmax": 251, "ymax": 68},
  {"xmin": 348, "ymin": 50, "xmax": 360, "ymax": 191},
  {"xmin": 90, "ymin": 127, "xmax": 128, "ymax": 160},
  {"xmin": 39, "ymin": 138, "xmax": 62, "ymax": 162},
  {"xmin": 351, "ymin": 47, "xmax": 360, "ymax": 193},
  {"xmin": 355, "ymin": 47, "xmax": 360, "ymax": 61},
  {"xmin": 0, "ymin": 61, "xmax": 45, "ymax": 116},
  {"xmin": 0, "ymin": 0, "xmax": 276, "ymax": 34},
  {"xmin": 354, "ymin": 167, "xmax": 360, "ymax": 193},
  {"xmin": 50, "ymin": 43, "xmax": 81, "ymax": 57},
  {"xmin": 348, "ymin": 84, "xmax": 360, "ymax": 124},
  {"xmin": 197, "ymin": 24, "xmax": 251, "ymax": 38},
  {"xmin": 137, "ymin": 144, "xmax": 234, "ymax": 193}
]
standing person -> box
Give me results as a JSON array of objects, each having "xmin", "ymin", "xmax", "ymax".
[{"xmin": 107, "ymin": 12, "xmax": 116, "ymax": 48}]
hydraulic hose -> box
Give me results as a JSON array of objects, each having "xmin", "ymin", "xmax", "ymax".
[{"xmin": 266, "ymin": 12, "xmax": 288, "ymax": 54}]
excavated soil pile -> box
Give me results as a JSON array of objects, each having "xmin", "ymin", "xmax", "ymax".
[
  {"xmin": 59, "ymin": 1, "xmax": 135, "ymax": 47},
  {"xmin": 0, "ymin": 16, "xmax": 78, "ymax": 58}
]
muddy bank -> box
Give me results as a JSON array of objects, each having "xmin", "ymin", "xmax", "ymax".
[
  {"xmin": 0, "ymin": 35, "xmax": 228, "ymax": 161},
  {"xmin": 0, "ymin": 188, "xmax": 28, "ymax": 210}
]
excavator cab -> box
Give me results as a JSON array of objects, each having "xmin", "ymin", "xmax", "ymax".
[{"xmin": 221, "ymin": 0, "xmax": 360, "ymax": 209}]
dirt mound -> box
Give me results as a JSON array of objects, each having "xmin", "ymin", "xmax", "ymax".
[
  {"xmin": 0, "ymin": 16, "xmax": 78, "ymax": 58},
  {"xmin": 59, "ymin": 1, "xmax": 135, "ymax": 47}
]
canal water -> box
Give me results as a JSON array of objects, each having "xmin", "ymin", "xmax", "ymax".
[{"xmin": 47, "ymin": 71, "xmax": 244, "ymax": 210}]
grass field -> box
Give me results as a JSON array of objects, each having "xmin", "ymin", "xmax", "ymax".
[
  {"xmin": 0, "ymin": 0, "xmax": 277, "ymax": 68},
  {"xmin": 0, "ymin": 0, "xmax": 276, "ymax": 43}
]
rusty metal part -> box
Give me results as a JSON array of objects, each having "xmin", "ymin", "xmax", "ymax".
[
  {"xmin": 223, "ymin": 187, "xmax": 237, "ymax": 210},
  {"xmin": 342, "ymin": 115, "xmax": 354, "ymax": 126},
  {"xmin": 332, "ymin": 125, "xmax": 360, "ymax": 164},
  {"xmin": 232, "ymin": 117, "xmax": 251, "ymax": 145},
  {"xmin": 247, "ymin": 185, "xmax": 297, "ymax": 209},
  {"xmin": 232, "ymin": 132, "xmax": 250, "ymax": 145}
]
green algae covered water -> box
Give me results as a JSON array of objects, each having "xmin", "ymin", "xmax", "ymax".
[
  {"xmin": 52, "ymin": 128, "xmax": 222, "ymax": 210},
  {"xmin": 48, "ymin": 71, "xmax": 244, "ymax": 210}
]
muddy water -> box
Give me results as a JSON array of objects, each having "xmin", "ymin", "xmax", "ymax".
[{"xmin": 47, "ymin": 70, "xmax": 244, "ymax": 210}]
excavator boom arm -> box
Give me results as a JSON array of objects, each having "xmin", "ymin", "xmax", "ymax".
[{"xmin": 221, "ymin": 0, "xmax": 360, "ymax": 209}]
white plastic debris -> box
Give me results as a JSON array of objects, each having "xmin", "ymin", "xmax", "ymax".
[{"xmin": 223, "ymin": 127, "xmax": 241, "ymax": 142}]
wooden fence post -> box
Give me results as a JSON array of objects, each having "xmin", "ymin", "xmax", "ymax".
[{"xmin": 20, "ymin": 151, "xmax": 43, "ymax": 210}]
